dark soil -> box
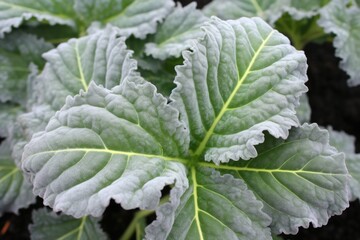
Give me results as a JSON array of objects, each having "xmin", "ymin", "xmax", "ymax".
[{"xmin": 1, "ymin": 1, "xmax": 360, "ymax": 240}]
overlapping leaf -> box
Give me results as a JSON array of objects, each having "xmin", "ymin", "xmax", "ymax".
[
  {"xmin": 0, "ymin": 139, "xmax": 35, "ymax": 216},
  {"xmin": 18, "ymin": 26, "xmax": 138, "ymax": 141},
  {"xmin": 171, "ymin": 17, "xmax": 307, "ymax": 164},
  {"xmin": 0, "ymin": 0, "xmax": 76, "ymax": 37},
  {"xmin": 0, "ymin": 31, "xmax": 52, "ymax": 104},
  {"xmin": 22, "ymin": 80, "xmax": 189, "ymax": 217},
  {"xmin": 75, "ymin": 0, "xmax": 174, "ymax": 39},
  {"xmin": 296, "ymin": 94, "xmax": 311, "ymax": 123},
  {"xmin": 30, "ymin": 208, "xmax": 107, "ymax": 239},
  {"xmin": 211, "ymin": 124, "xmax": 348, "ymax": 234},
  {"xmin": 146, "ymin": 167, "xmax": 271, "ymax": 240},
  {"xmin": 203, "ymin": 0, "xmax": 286, "ymax": 25},
  {"xmin": 318, "ymin": 0, "xmax": 360, "ymax": 86},
  {"xmin": 145, "ymin": 3, "xmax": 207, "ymax": 60},
  {"xmin": 0, "ymin": 103, "xmax": 23, "ymax": 137},
  {"xmin": 282, "ymin": 0, "xmax": 330, "ymax": 20},
  {"xmin": 32, "ymin": 26, "xmax": 137, "ymax": 109},
  {"xmin": 328, "ymin": 128, "xmax": 360, "ymax": 201}
]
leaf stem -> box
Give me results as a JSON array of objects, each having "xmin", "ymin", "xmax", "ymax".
[
  {"xmin": 119, "ymin": 210, "xmax": 153, "ymax": 240},
  {"xmin": 119, "ymin": 195, "xmax": 170, "ymax": 240}
]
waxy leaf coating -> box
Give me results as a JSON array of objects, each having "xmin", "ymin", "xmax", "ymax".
[
  {"xmin": 22, "ymin": 80, "xmax": 189, "ymax": 217},
  {"xmin": 318, "ymin": 0, "xmax": 360, "ymax": 86},
  {"xmin": 21, "ymin": 17, "xmax": 348, "ymax": 239},
  {"xmin": 30, "ymin": 208, "xmax": 107, "ymax": 240},
  {"xmin": 0, "ymin": 0, "xmax": 76, "ymax": 37},
  {"xmin": 171, "ymin": 17, "xmax": 307, "ymax": 164},
  {"xmin": 216, "ymin": 124, "xmax": 348, "ymax": 234},
  {"xmin": 0, "ymin": 140, "xmax": 35, "ymax": 216}
]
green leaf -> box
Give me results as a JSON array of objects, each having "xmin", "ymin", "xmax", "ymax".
[
  {"xmin": 0, "ymin": 139, "xmax": 35, "ymax": 215},
  {"xmin": 30, "ymin": 208, "xmax": 107, "ymax": 240},
  {"xmin": 296, "ymin": 94, "xmax": 311, "ymax": 123},
  {"xmin": 0, "ymin": 102, "xmax": 23, "ymax": 137},
  {"xmin": 346, "ymin": 154, "xmax": 360, "ymax": 201},
  {"xmin": 207, "ymin": 124, "xmax": 348, "ymax": 234},
  {"xmin": 32, "ymin": 26, "xmax": 138, "ymax": 110},
  {"xmin": 144, "ymin": 3, "xmax": 207, "ymax": 60},
  {"xmin": 171, "ymin": 17, "xmax": 308, "ymax": 164},
  {"xmin": 328, "ymin": 127, "xmax": 356, "ymax": 154},
  {"xmin": 203, "ymin": 0, "xmax": 286, "ymax": 25},
  {"xmin": 327, "ymin": 128, "xmax": 360, "ymax": 201},
  {"xmin": 146, "ymin": 167, "xmax": 271, "ymax": 240},
  {"xmin": 282, "ymin": 0, "xmax": 330, "ymax": 20},
  {"xmin": 0, "ymin": 0, "xmax": 76, "ymax": 37},
  {"xmin": 0, "ymin": 31, "xmax": 52, "ymax": 104},
  {"xmin": 22, "ymin": 80, "xmax": 189, "ymax": 217},
  {"xmin": 318, "ymin": 0, "xmax": 360, "ymax": 86},
  {"xmin": 75, "ymin": 0, "xmax": 174, "ymax": 39}
]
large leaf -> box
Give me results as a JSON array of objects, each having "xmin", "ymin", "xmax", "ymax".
[
  {"xmin": 203, "ymin": 0, "xmax": 286, "ymax": 25},
  {"xmin": 18, "ymin": 26, "xmax": 138, "ymax": 142},
  {"xmin": 144, "ymin": 3, "xmax": 207, "ymax": 60},
  {"xmin": 32, "ymin": 26, "xmax": 138, "ymax": 109},
  {"xmin": 75, "ymin": 0, "xmax": 174, "ymax": 39},
  {"xmin": 171, "ymin": 17, "xmax": 307, "ymax": 164},
  {"xmin": 318, "ymin": 0, "xmax": 360, "ymax": 86},
  {"xmin": 146, "ymin": 167, "xmax": 271, "ymax": 240},
  {"xmin": 0, "ymin": 0, "xmax": 76, "ymax": 37},
  {"xmin": 204, "ymin": 124, "xmax": 348, "ymax": 234},
  {"xmin": 30, "ymin": 208, "xmax": 107, "ymax": 240},
  {"xmin": 0, "ymin": 139, "xmax": 35, "ymax": 216},
  {"xmin": 0, "ymin": 31, "xmax": 52, "ymax": 104},
  {"xmin": 22, "ymin": 80, "xmax": 189, "ymax": 217}
]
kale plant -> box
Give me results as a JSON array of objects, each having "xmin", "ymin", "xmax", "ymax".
[{"xmin": 0, "ymin": 0, "xmax": 359, "ymax": 239}]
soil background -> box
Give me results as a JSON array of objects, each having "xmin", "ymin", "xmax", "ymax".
[{"xmin": 1, "ymin": 0, "xmax": 360, "ymax": 239}]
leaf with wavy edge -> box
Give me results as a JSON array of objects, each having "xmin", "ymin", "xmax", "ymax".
[
  {"xmin": 146, "ymin": 167, "xmax": 271, "ymax": 240},
  {"xmin": 0, "ymin": 139, "xmax": 35, "ymax": 216},
  {"xmin": 203, "ymin": 0, "xmax": 286, "ymax": 25},
  {"xmin": 327, "ymin": 128, "xmax": 360, "ymax": 201},
  {"xmin": 30, "ymin": 208, "xmax": 107, "ymax": 240},
  {"xmin": 318, "ymin": 0, "xmax": 360, "ymax": 86},
  {"xmin": 171, "ymin": 17, "xmax": 307, "ymax": 164},
  {"xmin": 296, "ymin": 94, "xmax": 311, "ymax": 124},
  {"xmin": 76, "ymin": 0, "xmax": 174, "ymax": 39},
  {"xmin": 22, "ymin": 80, "xmax": 189, "ymax": 217},
  {"xmin": 204, "ymin": 124, "xmax": 348, "ymax": 234},
  {"xmin": 32, "ymin": 26, "xmax": 138, "ymax": 110},
  {"xmin": 0, "ymin": 0, "xmax": 76, "ymax": 37},
  {"xmin": 144, "ymin": 3, "xmax": 207, "ymax": 60},
  {"xmin": 17, "ymin": 26, "xmax": 138, "ymax": 146}
]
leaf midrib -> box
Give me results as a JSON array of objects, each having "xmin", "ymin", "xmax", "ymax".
[
  {"xmin": 199, "ymin": 162, "xmax": 346, "ymax": 176},
  {"xmin": 191, "ymin": 167, "xmax": 205, "ymax": 240},
  {"xmin": 75, "ymin": 41, "xmax": 88, "ymax": 91},
  {"xmin": 56, "ymin": 217, "xmax": 87, "ymax": 240},
  {"xmin": 28, "ymin": 148, "xmax": 188, "ymax": 164},
  {"xmin": 193, "ymin": 30, "xmax": 275, "ymax": 156}
]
